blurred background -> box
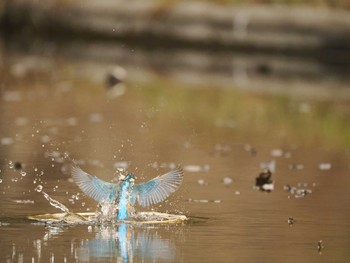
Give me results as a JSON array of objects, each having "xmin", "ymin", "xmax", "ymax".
[{"xmin": 0, "ymin": 0, "xmax": 350, "ymax": 262}]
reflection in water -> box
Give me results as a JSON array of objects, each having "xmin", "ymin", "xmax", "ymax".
[
  {"xmin": 3, "ymin": 220, "xmax": 179, "ymax": 263},
  {"xmin": 78, "ymin": 224, "xmax": 175, "ymax": 262}
]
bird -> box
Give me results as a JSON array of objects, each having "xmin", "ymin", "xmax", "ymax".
[{"xmin": 71, "ymin": 166, "xmax": 183, "ymax": 220}]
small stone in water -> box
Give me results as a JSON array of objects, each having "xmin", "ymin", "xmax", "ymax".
[
  {"xmin": 0, "ymin": 179, "xmax": 2, "ymax": 183},
  {"xmin": 223, "ymin": 177, "xmax": 233, "ymax": 185},
  {"xmin": 319, "ymin": 163, "xmax": 331, "ymax": 170},
  {"xmin": 35, "ymin": 185, "xmax": 43, "ymax": 192},
  {"xmin": 197, "ymin": 179, "xmax": 205, "ymax": 186},
  {"xmin": 271, "ymin": 149, "xmax": 283, "ymax": 157},
  {"xmin": 262, "ymin": 183, "xmax": 274, "ymax": 191}
]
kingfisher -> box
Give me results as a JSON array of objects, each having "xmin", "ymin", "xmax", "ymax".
[{"xmin": 71, "ymin": 166, "xmax": 183, "ymax": 220}]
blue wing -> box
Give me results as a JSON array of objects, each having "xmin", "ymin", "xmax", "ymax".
[
  {"xmin": 132, "ymin": 167, "xmax": 183, "ymax": 207},
  {"xmin": 71, "ymin": 166, "xmax": 120, "ymax": 203}
]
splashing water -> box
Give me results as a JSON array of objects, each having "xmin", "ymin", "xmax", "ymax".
[
  {"xmin": 35, "ymin": 185, "xmax": 43, "ymax": 192},
  {"xmin": 42, "ymin": 191, "xmax": 70, "ymax": 213},
  {"xmin": 98, "ymin": 201, "xmax": 117, "ymax": 221},
  {"xmin": 30, "ymin": 186, "xmax": 186, "ymax": 224}
]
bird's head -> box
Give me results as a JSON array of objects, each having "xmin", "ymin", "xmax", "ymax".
[{"xmin": 124, "ymin": 173, "xmax": 136, "ymax": 183}]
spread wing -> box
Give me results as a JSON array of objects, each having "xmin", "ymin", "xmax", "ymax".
[
  {"xmin": 71, "ymin": 166, "xmax": 120, "ymax": 203},
  {"xmin": 132, "ymin": 167, "xmax": 183, "ymax": 207}
]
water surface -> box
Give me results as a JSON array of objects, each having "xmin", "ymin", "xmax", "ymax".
[{"xmin": 0, "ymin": 48, "xmax": 350, "ymax": 262}]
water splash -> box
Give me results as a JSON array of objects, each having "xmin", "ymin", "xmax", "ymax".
[
  {"xmin": 42, "ymin": 191, "xmax": 70, "ymax": 213},
  {"xmin": 98, "ymin": 201, "xmax": 117, "ymax": 222},
  {"xmin": 35, "ymin": 185, "xmax": 43, "ymax": 192}
]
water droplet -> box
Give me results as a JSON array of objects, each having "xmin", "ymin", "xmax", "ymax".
[
  {"xmin": 8, "ymin": 161, "xmax": 14, "ymax": 169},
  {"xmin": 35, "ymin": 185, "xmax": 43, "ymax": 192},
  {"xmin": 34, "ymin": 168, "xmax": 38, "ymax": 172},
  {"xmin": 20, "ymin": 171, "xmax": 26, "ymax": 177}
]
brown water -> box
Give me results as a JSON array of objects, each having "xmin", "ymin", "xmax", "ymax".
[{"xmin": 1, "ymin": 49, "xmax": 350, "ymax": 263}]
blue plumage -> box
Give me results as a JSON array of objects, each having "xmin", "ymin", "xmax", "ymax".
[{"xmin": 71, "ymin": 166, "xmax": 183, "ymax": 219}]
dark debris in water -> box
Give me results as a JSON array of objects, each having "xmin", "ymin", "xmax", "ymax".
[
  {"xmin": 14, "ymin": 162, "xmax": 23, "ymax": 170},
  {"xmin": 255, "ymin": 169, "xmax": 274, "ymax": 192},
  {"xmin": 287, "ymin": 216, "xmax": 295, "ymax": 226},
  {"xmin": 106, "ymin": 66, "xmax": 127, "ymax": 89}
]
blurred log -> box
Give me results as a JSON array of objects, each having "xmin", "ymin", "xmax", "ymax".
[
  {"xmin": 1, "ymin": 0, "xmax": 350, "ymax": 60},
  {"xmin": 0, "ymin": 0, "xmax": 349, "ymax": 99}
]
